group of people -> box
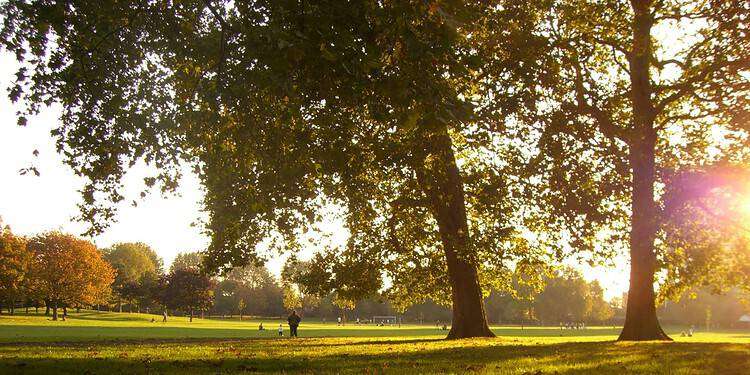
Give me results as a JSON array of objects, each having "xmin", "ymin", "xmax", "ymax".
[
  {"xmin": 258, "ymin": 310, "xmax": 302, "ymax": 338},
  {"xmin": 680, "ymin": 325, "xmax": 695, "ymax": 337},
  {"xmin": 560, "ymin": 322, "xmax": 586, "ymax": 330}
]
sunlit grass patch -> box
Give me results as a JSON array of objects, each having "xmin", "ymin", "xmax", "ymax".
[{"xmin": 0, "ymin": 311, "xmax": 749, "ymax": 373}]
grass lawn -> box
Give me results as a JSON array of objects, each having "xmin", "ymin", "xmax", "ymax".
[{"xmin": 1, "ymin": 311, "xmax": 749, "ymax": 374}]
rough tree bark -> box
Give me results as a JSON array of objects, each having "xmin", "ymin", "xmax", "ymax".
[
  {"xmin": 52, "ymin": 300, "xmax": 58, "ymax": 321},
  {"xmin": 416, "ymin": 120, "xmax": 494, "ymax": 339},
  {"xmin": 619, "ymin": 0, "xmax": 671, "ymax": 341}
]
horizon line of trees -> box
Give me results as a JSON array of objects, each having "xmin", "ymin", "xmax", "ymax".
[
  {"xmin": 0, "ymin": 224, "xmax": 215, "ymax": 321},
  {"xmin": 2, "ymin": 222, "xmax": 747, "ymax": 328}
]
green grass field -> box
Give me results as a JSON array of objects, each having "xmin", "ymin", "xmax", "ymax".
[{"xmin": 1, "ymin": 311, "xmax": 749, "ymax": 374}]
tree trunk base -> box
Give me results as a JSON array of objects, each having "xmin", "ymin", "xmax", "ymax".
[
  {"xmin": 618, "ymin": 322, "xmax": 672, "ymax": 341},
  {"xmin": 446, "ymin": 323, "xmax": 495, "ymax": 339}
]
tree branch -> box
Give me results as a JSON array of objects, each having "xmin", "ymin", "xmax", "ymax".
[
  {"xmin": 572, "ymin": 58, "xmax": 629, "ymax": 142},
  {"xmin": 655, "ymin": 58, "xmax": 750, "ymax": 113}
]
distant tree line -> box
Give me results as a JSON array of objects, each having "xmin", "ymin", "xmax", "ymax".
[
  {"xmin": 658, "ymin": 288, "xmax": 750, "ymax": 330},
  {"xmin": 0, "ymin": 224, "xmax": 214, "ymax": 321},
  {"xmin": 3, "ymin": 219, "xmax": 748, "ymax": 329}
]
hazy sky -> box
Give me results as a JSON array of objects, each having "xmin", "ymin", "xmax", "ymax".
[{"xmin": 0, "ymin": 52, "xmax": 629, "ymax": 300}]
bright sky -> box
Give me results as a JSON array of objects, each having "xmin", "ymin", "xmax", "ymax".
[{"xmin": 0, "ymin": 52, "xmax": 629, "ymax": 301}]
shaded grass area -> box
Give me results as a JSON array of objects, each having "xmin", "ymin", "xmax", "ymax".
[
  {"xmin": 1, "ymin": 337, "xmax": 749, "ymax": 374},
  {"xmin": 1, "ymin": 311, "xmax": 749, "ymax": 373}
]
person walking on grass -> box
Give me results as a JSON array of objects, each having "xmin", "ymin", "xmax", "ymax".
[
  {"xmin": 287, "ymin": 310, "xmax": 301, "ymax": 338},
  {"xmin": 278, "ymin": 324, "xmax": 283, "ymax": 336}
]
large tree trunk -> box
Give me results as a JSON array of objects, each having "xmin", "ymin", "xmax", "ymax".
[
  {"xmin": 619, "ymin": 135, "xmax": 670, "ymax": 341},
  {"xmin": 190, "ymin": 309, "xmax": 194, "ymax": 322},
  {"xmin": 52, "ymin": 301, "xmax": 59, "ymax": 321},
  {"xmin": 415, "ymin": 120, "xmax": 494, "ymax": 339},
  {"xmin": 45, "ymin": 299, "xmax": 50, "ymax": 316},
  {"xmin": 619, "ymin": 0, "xmax": 670, "ymax": 341}
]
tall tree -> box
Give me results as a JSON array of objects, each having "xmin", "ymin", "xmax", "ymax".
[
  {"xmin": 102, "ymin": 242, "xmax": 162, "ymax": 311},
  {"xmin": 162, "ymin": 267, "xmax": 214, "ymax": 322},
  {"xmin": 524, "ymin": 0, "xmax": 750, "ymax": 340},
  {"xmin": 534, "ymin": 268, "xmax": 592, "ymax": 324},
  {"xmin": 586, "ymin": 281, "xmax": 614, "ymax": 324},
  {"xmin": 0, "ymin": 225, "xmax": 30, "ymax": 315},
  {"xmin": 0, "ymin": 0, "xmax": 551, "ymax": 338},
  {"xmin": 26, "ymin": 232, "xmax": 115, "ymax": 320}
]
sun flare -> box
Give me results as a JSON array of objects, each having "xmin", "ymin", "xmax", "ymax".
[{"xmin": 741, "ymin": 197, "xmax": 750, "ymax": 219}]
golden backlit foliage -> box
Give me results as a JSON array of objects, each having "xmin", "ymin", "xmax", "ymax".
[{"xmin": 27, "ymin": 232, "xmax": 115, "ymax": 312}]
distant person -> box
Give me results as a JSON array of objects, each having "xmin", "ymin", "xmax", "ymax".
[
  {"xmin": 337, "ymin": 317, "xmax": 341, "ymax": 326},
  {"xmin": 163, "ymin": 310, "xmax": 168, "ymax": 323},
  {"xmin": 288, "ymin": 310, "xmax": 301, "ymax": 338},
  {"xmin": 278, "ymin": 324, "xmax": 283, "ymax": 336},
  {"xmin": 259, "ymin": 322, "xmax": 264, "ymax": 331},
  {"xmin": 151, "ymin": 317, "xmax": 156, "ymax": 323},
  {"xmin": 688, "ymin": 325, "xmax": 694, "ymax": 337}
]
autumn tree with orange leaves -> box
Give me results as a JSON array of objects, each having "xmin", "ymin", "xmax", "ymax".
[
  {"xmin": 27, "ymin": 232, "xmax": 115, "ymax": 320},
  {"xmin": 0, "ymin": 224, "xmax": 31, "ymax": 315}
]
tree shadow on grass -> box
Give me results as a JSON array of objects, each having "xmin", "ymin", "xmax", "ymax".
[
  {"xmin": 304, "ymin": 338, "xmax": 446, "ymax": 347},
  {"xmin": 0, "ymin": 339, "xmax": 748, "ymax": 374},
  {"xmin": 0, "ymin": 325, "xmax": 262, "ymax": 345},
  {"xmin": 490, "ymin": 327, "xmax": 621, "ymax": 337}
]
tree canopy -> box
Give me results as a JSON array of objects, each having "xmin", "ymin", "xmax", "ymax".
[
  {"xmin": 514, "ymin": 0, "xmax": 750, "ymax": 340},
  {"xmin": 0, "ymin": 0, "xmax": 556, "ymax": 338},
  {"xmin": 533, "ymin": 268, "xmax": 613, "ymax": 324},
  {"xmin": 26, "ymin": 232, "xmax": 115, "ymax": 320},
  {"xmin": 171, "ymin": 251, "xmax": 205, "ymax": 272},
  {"xmin": 0, "ymin": 225, "xmax": 31, "ymax": 313},
  {"xmin": 161, "ymin": 267, "xmax": 214, "ymax": 322}
]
